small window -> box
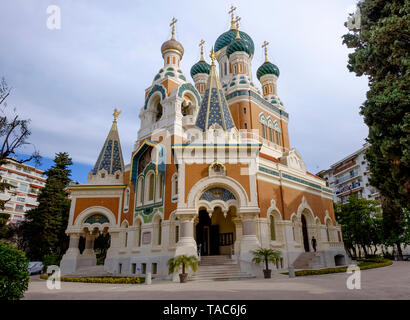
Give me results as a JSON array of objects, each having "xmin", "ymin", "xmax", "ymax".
[
  {"xmin": 152, "ymin": 263, "xmax": 158, "ymax": 274},
  {"xmin": 175, "ymin": 225, "xmax": 179, "ymax": 243},
  {"xmin": 116, "ymin": 174, "xmax": 120, "ymax": 179},
  {"xmin": 132, "ymin": 263, "xmax": 136, "ymax": 274},
  {"xmin": 142, "ymin": 263, "xmax": 146, "ymax": 274},
  {"xmin": 101, "ymin": 173, "xmax": 105, "ymax": 179},
  {"xmin": 119, "ymin": 263, "xmax": 122, "ymax": 274},
  {"xmin": 243, "ymin": 107, "xmax": 246, "ymax": 114},
  {"xmin": 244, "ymin": 123, "xmax": 247, "ymax": 129},
  {"xmin": 224, "ymin": 62, "xmax": 227, "ymax": 75},
  {"xmin": 270, "ymin": 215, "xmax": 276, "ymax": 241}
]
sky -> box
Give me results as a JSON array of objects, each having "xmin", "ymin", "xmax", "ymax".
[{"xmin": 0, "ymin": 0, "xmax": 368, "ymax": 183}]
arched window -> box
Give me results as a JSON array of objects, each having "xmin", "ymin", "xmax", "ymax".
[
  {"xmin": 275, "ymin": 131, "xmax": 281, "ymax": 146},
  {"xmin": 158, "ymin": 219, "xmax": 162, "ymax": 245},
  {"xmin": 156, "ymin": 173, "xmax": 163, "ymax": 202},
  {"xmin": 172, "ymin": 56, "xmax": 176, "ymax": 64},
  {"xmin": 175, "ymin": 225, "xmax": 179, "ymax": 243},
  {"xmin": 167, "ymin": 56, "xmax": 170, "ymax": 64},
  {"xmin": 136, "ymin": 219, "xmax": 142, "ymax": 247},
  {"xmin": 137, "ymin": 176, "xmax": 144, "ymax": 205},
  {"xmin": 270, "ymin": 215, "xmax": 276, "ymax": 241},
  {"xmin": 234, "ymin": 65, "xmax": 237, "ymax": 74},
  {"xmin": 154, "ymin": 101, "xmax": 163, "ymax": 122},
  {"xmin": 124, "ymin": 188, "xmax": 130, "ymax": 212},
  {"xmin": 261, "ymin": 123, "xmax": 266, "ymax": 139},
  {"xmin": 171, "ymin": 173, "xmax": 178, "ymax": 201},
  {"xmin": 268, "ymin": 127, "xmax": 273, "ymax": 142},
  {"xmin": 148, "ymin": 173, "xmax": 155, "ymax": 201},
  {"xmin": 224, "ymin": 62, "xmax": 227, "ymax": 75}
]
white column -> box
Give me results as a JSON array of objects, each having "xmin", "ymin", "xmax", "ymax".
[
  {"xmin": 60, "ymin": 233, "xmax": 81, "ymax": 275},
  {"xmin": 175, "ymin": 213, "xmax": 198, "ymax": 257}
]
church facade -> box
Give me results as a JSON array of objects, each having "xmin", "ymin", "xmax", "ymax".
[{"xmin": 60, "ymin": 12, "xmax": 348, "ymax": 278}]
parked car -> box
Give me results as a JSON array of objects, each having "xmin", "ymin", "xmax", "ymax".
[{"xmin": 28, "ymin": 261, "xmax": 43, "ymax": 275}]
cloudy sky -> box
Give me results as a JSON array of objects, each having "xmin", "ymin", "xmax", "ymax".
[{"xmin": 0, "ymin": 0, "xmax": 368, "ymax": 183}]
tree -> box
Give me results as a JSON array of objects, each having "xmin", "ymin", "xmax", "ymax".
[
  {"xmin": 167, "ymin": 255, "xmax": 199, "ymax": 283},
  {"xmin": 251, "ymin": 247, "xmax": 281, "ymax": 279},
  {"xmin": 335, "ymin": 195, "xmax": 381, "ymax": 258},
  {"xmin": 342, "ymin": 0, "xmax": 410, "ymax": 259},
  {"xmin": 0, "ymin": 77, "xmax": 40, "ymax": 240},
  {"xmin": 0, "ymin": 241, "xmax": 30, "ymax": 300},
  {"xmin": 21, "ymin": 152, "xmax": 72, "ymax": 261}
]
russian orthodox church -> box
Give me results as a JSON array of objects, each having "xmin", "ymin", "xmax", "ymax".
[{"xmin": 61, "ymin": 10, "xmax": 349, "ymax": 278}]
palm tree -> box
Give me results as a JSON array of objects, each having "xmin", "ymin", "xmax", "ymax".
[
  {"xmin": 251, "ymin": 247, "xmax": 281, "ymax": 279},
  {"xmin": 167, "ymin": 255, "xmax": 199, "ymax": 283}
]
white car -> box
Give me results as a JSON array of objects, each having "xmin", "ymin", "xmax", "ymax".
[{"xmin": 28, "ymin": 261, "xmax": 43, "ymax": 275}]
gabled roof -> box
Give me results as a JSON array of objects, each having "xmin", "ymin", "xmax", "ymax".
[
  {"xmin": 195, "ymin": 60, "xmax": 236, "ymax": 132},
  {"xmin": 91, "ymin": 119, "xmax": 124, "ymax": 175}
]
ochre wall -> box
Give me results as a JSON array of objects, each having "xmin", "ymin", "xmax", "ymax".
[
  {"xmin": 73, "ymin": 197, "xmax": 120, "ymax": 224},
  {"xmin": 256, "ymin": 180, "xmax": 336, "ymax": 225},
  {"xmin": 184, "ymin": 163, "xmax": 250, "ymax": 202}
]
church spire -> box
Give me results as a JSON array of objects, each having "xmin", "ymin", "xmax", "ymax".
[
  {"xmin": 194, "ymin": 48, "xmax": 236, "ymax": 132},
  {"xmin": 91, "ymin": 109, "xmax": 125, "ymax": 176}
]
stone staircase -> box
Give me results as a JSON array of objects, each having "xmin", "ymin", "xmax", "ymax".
[
  {"xmin": 190, "ymin": 255, "xmax": 255, "ymax": 282},
  {"xmin": 293, "ymin": 252, "xmax": 323, "ymax": 269}
]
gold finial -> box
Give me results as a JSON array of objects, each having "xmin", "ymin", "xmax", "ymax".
[
  {"xmin": 113, "ymin": 108, "xmax": 122, "ymax": 122},
  {"xmin": 170, "ymin": 17, "xmax": 178, "ymax": 39},
  {"xmin": 228, "ymin": 5, "xmax": 237, "ymax": 29},
  {"xmin": 210, "ymin": 47, "xmax": 216, "ymax": 66},
  {"xmin": 262, "ymin": 41, "xmax": 270, "ymax": 62},
  {"xmin": 199, "ymin": 39, "xmax": 205, "ymax": 61},
  {"xmin": 234, "ymin": 16, "xmax": 241, "ymax": 39}
]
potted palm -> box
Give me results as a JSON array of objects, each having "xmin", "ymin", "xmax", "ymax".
[
  {"xmin": 251, "ymin": 248, "xmax": 281, "ymax": 279},
  {"xmin": 167, "ymin": 255, "xmax": 199, "ymax": 283}
]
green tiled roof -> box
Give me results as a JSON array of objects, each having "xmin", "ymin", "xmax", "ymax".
[
  {"xmin": 257, "ymin": 61, "xmax": 280, "ymax": 80},
  {"xmin": 227, "ymin": 38, "xmax": 253, "ymax": 57},
  {"xmin": 190, "ymin": 60, "xmax": 211, "ymax": 78},
  {"xmin": 214, "ymin": 29, "xmax": 254, "ymax": 55}
]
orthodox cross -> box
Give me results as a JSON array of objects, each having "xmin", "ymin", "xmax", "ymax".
[
  {"xmin": 170, "ymin": 17, "xmax": 178, "ymax": 39},
  {"xmin": 199, "ymin": 39, "xmax": 205, "ymax": 60},
  {"xmin": 113, "ymin": 108, "xmax": 122, "ymax": 122},
  {"xmin": 229, "ymin": 5, "xmax": 237, "ymax": 29},
  {"xmin": 234, "ymin": 16, "xmax": 241, "ymax": 39},
  {"xmin": 262, "ymin": 41, "xmax": 270, "ymax": 62}
]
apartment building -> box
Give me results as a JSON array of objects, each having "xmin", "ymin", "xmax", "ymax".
[
  {"xmin": 317, "ymin": 143, "xmax": 380, "ymax": 204},
  {"xmin": 0, "ymin": 158, "xmax": 46, "ymax": 224}
]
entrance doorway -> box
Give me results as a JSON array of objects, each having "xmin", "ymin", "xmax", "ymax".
[
  {"xmin": 196, "ymin": 210, "xmax": 219, "ymax": 256},
  {"xmin": 301, "ymin": 215, "xmax": 310, "ymax": 252}
]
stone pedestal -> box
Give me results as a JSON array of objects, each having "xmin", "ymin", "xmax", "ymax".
[
  {"xmin": 60, "ymin": 234, "xmax": 81, "ymax": 275},
  {"xmin": 239, "ymin": 213, "xmax": 260, "ymax": 275},
  {"xmin": 79, "ymin": 235, "xmax": 97, "ymax": 267},
  {"xmin": 175, "ymin": 213, "xmax": 198, "ymax": 257}
]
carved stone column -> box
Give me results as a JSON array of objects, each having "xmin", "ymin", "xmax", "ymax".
[
  {"xmin": 175, "ymin": 212, "xmax": 198, "ymax": 257},
  {"xmin": 239, "ymin": 212, "xmax": 260, "ymax": 256},
  {"xmin": 60, "ymin": 233, "xmax": 81, "ymax": 275},
  {"xmin": 80, "ymin": 234, "xmax": 97, "ymax": 267}
]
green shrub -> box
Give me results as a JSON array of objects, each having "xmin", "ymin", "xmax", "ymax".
[
  {"xmin": 0, "ymin": 241, "xmax": 30, "ymax": 300},
  {"xmin": 281, "ymin": 259, "xmax": 392, "ymax": 277},
  {"xmin": 39, "ymin": 274, "xmax": 144, "ymax": 284}
]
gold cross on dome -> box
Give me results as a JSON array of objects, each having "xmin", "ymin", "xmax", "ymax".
[
  {"xmin": 170, "ymin": 17, "xmax": 178, "ymax": 39},
  {"xmin": 113, "ymin": 108, "xmax": 122, "ymax": 122},
  {"xmin": 262, "ymin": 41, "xmax": 270, "ymax": 62},
  {"xmin": 199, "ymin": 39, "xmax": 205, "ymax": 60},
  {"xmin": 229, "ymin": 5, "xmax": 237, "ymax": 28},
  {"xmin": 234, "ymin": 16, "xmax": 241, "ymax": 39}
]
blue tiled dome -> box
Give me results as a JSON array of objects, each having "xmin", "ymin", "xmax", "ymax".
[
  {"xmin": 227, "ymin": 38, "xmax": 253, "ymax": 57},
  {"xmin": 214, "ymin": 29, "xmax": 254, "ymax": 55},
  {"xmin": 190, "ymin": 60, "xmax": 211, "ymax": 78},
  {"xmin": 257, "ymin": 61, "xmax": 280, "ymax": 80}
]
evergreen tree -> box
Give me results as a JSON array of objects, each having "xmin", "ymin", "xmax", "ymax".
[
  {"xmin": 343, "ymin": 0, "xmax": 410, "ymax": 259},
  {"xmin": 335, "ymin": 195, "xmax": 382, "ymax": 258},
  {"xmin": 21, "ymin": 152, "xmax": 72, "ymax": 260}
]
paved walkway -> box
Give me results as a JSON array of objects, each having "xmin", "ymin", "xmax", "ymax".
[{"xmin": 24, "ymin": 262, "xmax": 410, "ymax": 300}]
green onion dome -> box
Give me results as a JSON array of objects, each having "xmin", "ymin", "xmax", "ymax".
[
  {"xmin": 190, "ymin": 60, "xmax": 211, "ymax": 78},
  {"xmin": 214, "ymin": 29, "xmax": 254, "ymax": 55},
  {"xmin": 227, "ymin": 37, "xmax": 253, "ymax": 58},
  {"xmin": 256, "ymin": 61, "xmax": 280, "ymax": 80}
]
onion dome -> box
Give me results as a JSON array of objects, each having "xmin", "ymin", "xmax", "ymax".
[
  {"xmin": 214, "ymin": 29, "xmax": 254, "ymax": 55},
  {"xmin": 161, "ymin": 38, "xmax": 184, "ymax": 58},
  {"xmin": 257, "ymin": 61, "xmax": 280, "ymax": 80},
  {"xmin": 227, "ymin": 36, "xmax": 253, "ymax": 58},
  {"xmin": 190, "ymin": 60, "xmax": 210, "ymax": 78}
]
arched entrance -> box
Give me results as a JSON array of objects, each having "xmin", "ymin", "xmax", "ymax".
[
  {"xmin": 195, "ymin": 207, "xmax": 236, "ymax": 256},
  {"xmin": 301, "ymin": 215, "xmax": 310, "ymax": 252}
]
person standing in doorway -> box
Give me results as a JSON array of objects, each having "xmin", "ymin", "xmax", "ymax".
[{"xmin": 311, "ymin": 236, "xmax": 317, "ymax": 252}]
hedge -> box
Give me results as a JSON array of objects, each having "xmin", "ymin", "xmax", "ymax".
[
  {"xmin": 282, "ymin": 258, "xmax": 392, "ymax": 277},
  {"xmin": 40, "ymin": 274, "xmax": 144, "ymax": 284}
]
